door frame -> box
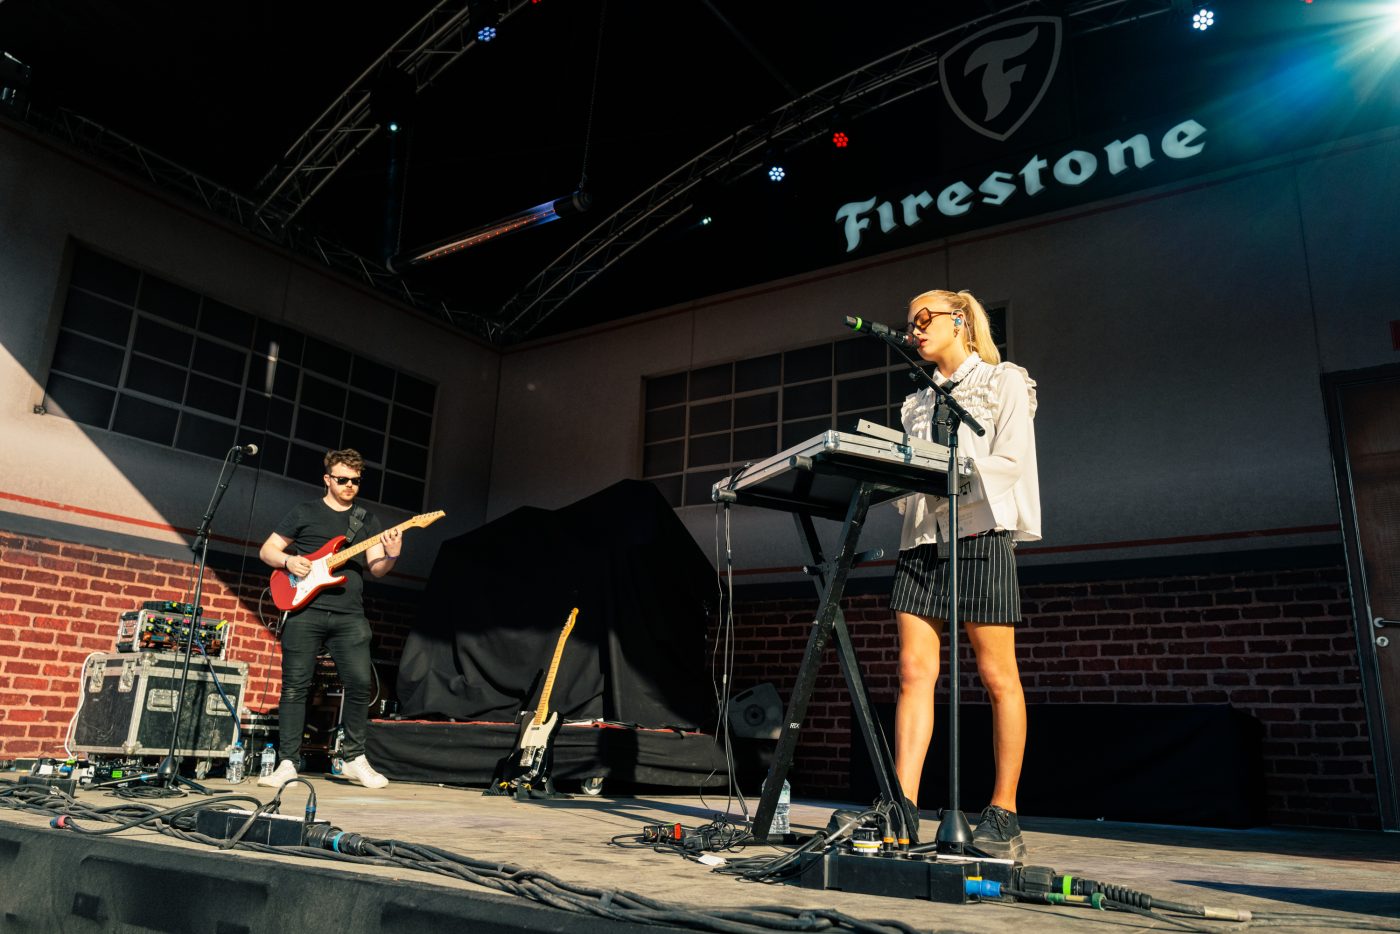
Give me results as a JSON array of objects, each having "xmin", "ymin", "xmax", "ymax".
[{"xmin": 1323, "ymin": 361, "xmax": 1400, "ymax": 831}]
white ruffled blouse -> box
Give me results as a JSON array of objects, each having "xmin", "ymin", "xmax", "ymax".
[{"xmin": 896, "ymin": 352, "xmax": 1042, "ymax": 551}]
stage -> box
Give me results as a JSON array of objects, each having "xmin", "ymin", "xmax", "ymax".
[{"xmin": 2, "ymin": 772, "xmax": 1397, "ymax": 933}]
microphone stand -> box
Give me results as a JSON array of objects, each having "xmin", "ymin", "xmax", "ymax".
[
  {"xmin": 151, "ymin": 445, "xmax": 250, "ymax": 793},
  {"xmin": 875, "ymin": 331, "xmax": 986, "ymax": 852}
]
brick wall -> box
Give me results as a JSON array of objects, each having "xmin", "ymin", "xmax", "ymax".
[
  {"xmin": 724, "ymin": 561, "xmax": 1379, "ymax": 830},
  {"xmin": 0, "ymin": 528, "xmax": 417, "ymax": 761}
]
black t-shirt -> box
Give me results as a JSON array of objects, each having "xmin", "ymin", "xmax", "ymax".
[{"xmin": 274, "ymin": 499, "xmax": 385, "ymax": 614}]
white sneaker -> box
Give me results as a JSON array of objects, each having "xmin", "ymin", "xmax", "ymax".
[
  {"xmin": 340, "ymin": 755, "xmax": 388, "ymax": 789},
  {"xmin": 257, "ymin": 759, "xmax": 298, "ymax": 788}
]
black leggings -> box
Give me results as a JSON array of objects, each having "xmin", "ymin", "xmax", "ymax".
[{"xmin": 277, "ymin": 608, "xmax": 374, "ymax": 763}]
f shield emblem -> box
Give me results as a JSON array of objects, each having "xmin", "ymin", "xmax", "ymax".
[{"xmin": 939, "ymin": 16, "xmax": 1063, "ymax": 142}]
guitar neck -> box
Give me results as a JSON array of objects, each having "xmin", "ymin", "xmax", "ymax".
[
  {"xmin": 534, "ymin": 609, "xmax": 578, "ymax": 725},
  {"xmin": 326, "ymin": 518, "xmax": 412, "ymax": 569}
]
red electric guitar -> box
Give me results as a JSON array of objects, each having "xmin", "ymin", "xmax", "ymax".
[{"xmin": 269, "ymin": 510, "xmax": 445, "ymax": 612}]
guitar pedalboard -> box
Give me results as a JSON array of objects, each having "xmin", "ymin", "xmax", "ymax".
[{"xmin": 115, "ymin": 603, "xmax": 226, "ymax": 656}]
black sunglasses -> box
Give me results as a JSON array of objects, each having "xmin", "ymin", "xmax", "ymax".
[{"xmin": 329, "ymin": 475, "xmax": 362, "ymax": 486}]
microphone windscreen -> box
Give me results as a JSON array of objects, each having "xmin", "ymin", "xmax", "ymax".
[{"xmin": 264, "ymin": 341, "xmax": 279, "ymax": 397}]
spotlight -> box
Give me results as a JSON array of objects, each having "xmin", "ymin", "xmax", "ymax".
[
  {"xmin": 832, "ymin": 131, "xmax": 849, "ymax": 149},
  {"xmin": 388, "ymin": 121, "xmax": 400, "ymax": 133},
  {"xmin": 390, "ymin": 190, "xmax": 592, "ymax": 268},
  {"xmin": 478, "ymin": 25, "xmax": 497, "ymax": 41},
  {"xmin": 1, "ymin": 51, "xmax": 33, "ymax": 110},
  {"xmin": 767, "ymin": 165, "xmax": 786, "ymax": 182},
  {"xmin": 1192, "ymin": 8, "xmax": 1215, "ymax": 30},
  {"xmin": 700, "ymin": 216, "xmax": 713, "ymax": 226}
]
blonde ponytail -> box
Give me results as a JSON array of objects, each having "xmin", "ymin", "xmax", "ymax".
[{"xmin": 957, "ymin": 290, "xmax": 1000, "ymax": 364}]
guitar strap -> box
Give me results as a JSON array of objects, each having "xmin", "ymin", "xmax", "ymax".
[{"xmin": 345, "ymin": 505, "xmax": 368, "ymax": 545}]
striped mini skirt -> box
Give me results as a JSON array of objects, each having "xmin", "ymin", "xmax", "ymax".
[{"xmin": 889, "ymin": 531, "xmax": 1022, "ymax": 623}]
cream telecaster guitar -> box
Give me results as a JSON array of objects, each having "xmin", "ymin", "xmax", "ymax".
[
  {"xmin": 269, "ymin": 510, "xmax": 445, "ymax": 612},
  {"xmin": 514, "ymin": 607, "xmax": 579, "ymax": 777}
]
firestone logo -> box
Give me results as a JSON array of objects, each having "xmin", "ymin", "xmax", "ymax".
[
  {"xmin": 834, "ymin": 119, "xmax": 1208, "ymax": 253},
  {"xmin": 940, "ymin": 17, "xmax": 1063, "ymax": 143}
]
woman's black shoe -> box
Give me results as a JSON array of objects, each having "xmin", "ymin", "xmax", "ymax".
[{"xmin": 969, "ymin": 804, "xmax": 1027, "ymax": 860}]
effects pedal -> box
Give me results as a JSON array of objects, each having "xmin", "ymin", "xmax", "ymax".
[
  {"xmin": 641, "ymin": 822, "xmax": 685, "ymax": 844},
  {"xmin": 641, "ymin": 822, "xmax": 732, "ymax": 852},
  {"xmin": 89, "ymin": 759, "xmax": 145, "ymax": 787}
]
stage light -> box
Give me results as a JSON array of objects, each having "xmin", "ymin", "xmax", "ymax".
[
  {"xmin": 1192, "ymin": 8, "xmax": 1215, "ymax": 30},
  {"xmin": 390, "ymin": 190, "xmax": 591, "ymax": 268},
  {"xmin": 768, "ymin": 165, "xmax": 786, "ymax": 182},
  {"xmin": 388, "ymin": 121, "xmax": 400, "ymax": 133},
  {"xmin": 832, "ymin": 131, "xmax": 849, "ymax": 148},
  {"xmin": 478, "ymin": 25, "xmax": 497, "ymax": 41},
  {"xmin": 1, "ymin": 51, "xmax": 32, "ymax": 110},
  {"xmin": 700, "ymin": 216, "xmax": 713, "ymax": 226}
]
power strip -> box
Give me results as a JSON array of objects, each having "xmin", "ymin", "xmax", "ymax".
[{"xmin": 193, "ymin": 808, "xmax": 330, "ymax": 847}]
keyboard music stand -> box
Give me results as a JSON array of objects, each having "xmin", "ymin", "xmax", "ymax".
[{"xmin": 714, "ymin": 425, "xmax": 969, "ymax": 845}]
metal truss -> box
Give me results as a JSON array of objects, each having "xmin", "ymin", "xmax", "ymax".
[
  {"xmin": 494, "ymin": 0, "xmax": 1177, "ymax": 342},
  {"xmin": 12, "ymin": 106, "xmax": 496, "ymax": 340},
  {"xmin": 254, "ymin": 0, "xmax": 532, "ymax": 228},
  {"xmin": 9, "ymin": 0, "xmax": 1177, "ymax": 346}
]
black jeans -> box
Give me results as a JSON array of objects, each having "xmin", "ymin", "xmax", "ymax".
[{"xmin": 277, "ymin": 608, "xmax": 373, "ymax": 763}]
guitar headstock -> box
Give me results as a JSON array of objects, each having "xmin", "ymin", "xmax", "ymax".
[
  {"xmin": 406, "ymin": 510, "xmax": 446, "ymax": 529},
  {"xmin": 562, "ymin": 607, "xmax": 579, "ymax": 637}
]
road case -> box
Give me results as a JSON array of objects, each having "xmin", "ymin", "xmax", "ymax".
[{"xmin": 72, "ymin": 652, "xmax": 247, "ymax": 758}]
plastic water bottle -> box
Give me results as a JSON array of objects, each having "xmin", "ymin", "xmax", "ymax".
[
  {"xmin": 772, "ymin": 778, "xmax": 791, "ymax": 836},
  {"xmin": 226, "ymin": 742, "xmax": 245, "ymax": 783},
  {"xmin": 258, "ymin": 743, "xmax": 276, "ymax": 778}
]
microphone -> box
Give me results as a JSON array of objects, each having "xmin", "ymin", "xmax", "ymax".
[
  {"xmin": 263, "ymin": 340, "xmax": 279, "ymax": 397},
  {"xmin": 236, "ymin": 443, "xmax": 259, "ymax": 456},
  {"xmin": 845, "ymin": 316, "xmax": 911, "ymax": 345}
]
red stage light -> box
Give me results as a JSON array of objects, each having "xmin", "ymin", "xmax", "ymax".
[{"xmin": 832, "ymin": 131, "xmax": 849, "ymax": 148}]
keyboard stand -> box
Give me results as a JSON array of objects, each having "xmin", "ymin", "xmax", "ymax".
[{"xmin": 716, "ymin": 430, "xmax": 963, "ymax": 845}]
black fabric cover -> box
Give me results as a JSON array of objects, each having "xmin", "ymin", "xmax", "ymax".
[
  {"xmin": 851, "ymin": 702, "xmax": 1268, "ymax": 828},
  {"xmin": 396, "ymin": 480, "xmax": 716, "ymax": 729},
  {"xmin": 367, "ymin": 719, "xmax": 772, "ymax": 788}
]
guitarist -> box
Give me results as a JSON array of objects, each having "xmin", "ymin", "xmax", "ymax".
[{"xmin": 257, "ymin": 448, "xmax": 401, "ymax": 790}]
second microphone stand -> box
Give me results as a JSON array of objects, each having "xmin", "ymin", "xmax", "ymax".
[
  {"xmin": 151, "ymin": 445, "xmax": 251, "ymax": 793},
  {"xmin": 881, "ymin": 332, "xmax": 986, "ymax": 852}
]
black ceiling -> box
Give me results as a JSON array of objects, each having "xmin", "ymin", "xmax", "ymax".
[{"xmin": 0, "ymin": 0, "xmax": 1382, "ymax": 339}]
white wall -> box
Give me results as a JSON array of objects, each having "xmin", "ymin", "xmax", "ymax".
[
  {"xmin": 491, "ymin": 130, "xmax": 1400, "ymax": 575},
  {"xmin": 0, "ymin": 123, "xmax": 501, "ymax": 579}
]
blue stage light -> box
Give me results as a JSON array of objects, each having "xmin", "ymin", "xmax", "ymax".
[
  {"xmin": 1192, "ymin": 8, "xmax": 1215, "ymax": 30},
  {"xmin": 768, "ymin": 165, "xmax": 786, "ymax": 182},
  {"xmin": 388, "ymin": 121, "xmax": 400, "ymax": 133},
  {"xmin": 478, "ymin": 25, "xmax": 497, "ymax": 41}
]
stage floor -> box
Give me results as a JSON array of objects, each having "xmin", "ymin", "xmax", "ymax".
[{"xmin": 2, "ymin": 773, "xmax": 1398, "ymax": 933}]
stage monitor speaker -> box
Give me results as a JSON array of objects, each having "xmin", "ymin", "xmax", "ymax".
[{"xmin": 727, "ymin": 683, "xmax": 782, "ymax": 740}]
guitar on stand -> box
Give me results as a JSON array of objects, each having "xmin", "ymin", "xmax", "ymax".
[
  {"xmin": 269, "ymin": 510, "xmax": 445, "ymax": 612},
  {"xmin": 486, "ymin": 607, "xmax": 578, "ymax": 800}
]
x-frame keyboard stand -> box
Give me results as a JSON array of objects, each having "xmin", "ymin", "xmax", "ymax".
[{"xmin": 715, "ymin": 429, "xmax": 961, "ymax": 845}]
